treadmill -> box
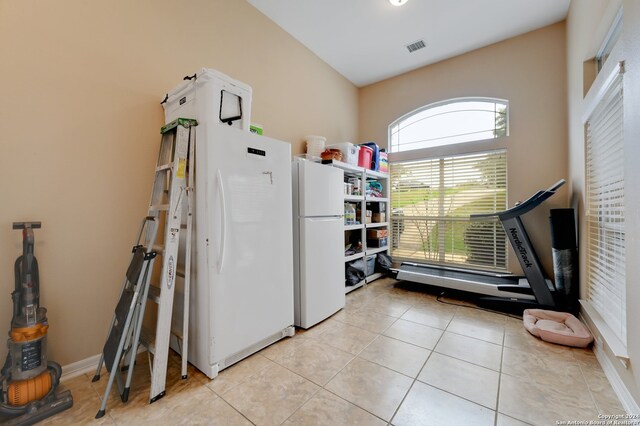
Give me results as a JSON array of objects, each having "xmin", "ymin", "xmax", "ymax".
[{"xmin": 396, "ymin": 180, "xmax": 566, "ymax": 309}]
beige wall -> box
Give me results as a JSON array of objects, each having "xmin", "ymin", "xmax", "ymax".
[
  {"xmin": 359, "ymin": 23, "xmax": 568, "ymax": 275},
  {"xmin": 0, "ymin": 0, "xmax": 358, "ymax": 366},
  {"xmin": 567, "ymin": 0, "xmax": 640, "ymax": 407}
]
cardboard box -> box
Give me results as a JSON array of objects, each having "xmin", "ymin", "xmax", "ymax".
[
  {"xmin": 357, "ymin": 210, "xmax": 372, "ymax": 224},
  {"xmin": 367, "ymin": 237, "xmax": 388, "ymax": 248},
  {"xmin": 372, "ymin": 212, "xmax": 386, "ymax": 223},
  {"xmin": 367, "ymin": 229, "xmax": 388, "ymax": 239}
]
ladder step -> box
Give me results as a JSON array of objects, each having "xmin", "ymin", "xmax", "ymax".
[
  {"xmin": 140, "ymin": 325, "xmax": 183, "ymax": 353},
  {"xmin": 171, "ymin": 328, "xmax": 183, "ymax": 341},
  {"xmin": 147, "ymin": 285, "xmax": 161, "ymax": 304},
  {"xmin": 151, "ymin": 243, "xmax": 165, "ymax": 255},
  {"xmin": 156, "ymin": 164, "xmax": 172, "ymax": 172},
  {"xmin": 140, "ymin": 327, "xmax": 156, "ymax": 355},
  {"xmin": 149, "ymin": 204, "xmax": 169, "ymax": 212}
]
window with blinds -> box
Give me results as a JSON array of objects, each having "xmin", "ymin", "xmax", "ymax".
[
  {"xmin": 390, "ymin": 150, "xmax": 507, "ymax": 271},
  {"xmin": 586, "ymin": 70, "xmax": 626, "ymax": 345}
]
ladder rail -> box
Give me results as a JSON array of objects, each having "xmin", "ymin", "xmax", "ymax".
[
  {"xmin": 180, "ymin": 125, "xmax": 196, "ymax": 379},
  {"xmin": 147, "ymin": 120, "xmax": 192, "ymax": 403}
]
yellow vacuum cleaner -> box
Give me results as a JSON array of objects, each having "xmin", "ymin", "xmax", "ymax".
[{"xmin": 0, "ymin": 222, "xmax": 73, "ymax": 425}]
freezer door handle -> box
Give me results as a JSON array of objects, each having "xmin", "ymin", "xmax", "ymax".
[{"xmin": 217, "ymin": 169, "xmax": 227, "ymax": 274}]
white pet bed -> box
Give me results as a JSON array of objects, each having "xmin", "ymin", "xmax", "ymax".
[{"xmin": 523, "ymin": 309, "xmax": 593, "ymax": 348}]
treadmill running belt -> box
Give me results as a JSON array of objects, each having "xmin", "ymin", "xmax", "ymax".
[{"xmin": 399, "ymin": 264, "xmax": 520, "ymax": 286}]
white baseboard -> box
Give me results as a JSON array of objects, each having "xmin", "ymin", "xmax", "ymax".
[
  {"xmin": 593, "ymin": 337, "xmax": 640, "ymax": 414},
  {"xmin": 61, "ymin": 353, "xmax": 101, "ymax": 382},
  {"xmin": 61, "ymin": 346, "xmax": 148, "ymax": 382}
]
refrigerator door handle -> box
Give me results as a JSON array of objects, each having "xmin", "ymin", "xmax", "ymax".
[{"xmin": 217, "ymin": 169, "xmax": 227, "ymax": 274}]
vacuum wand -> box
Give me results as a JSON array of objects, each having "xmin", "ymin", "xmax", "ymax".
[{"xmin": 13, "ymin": 222, "xmax": 41, "ymax": 327}]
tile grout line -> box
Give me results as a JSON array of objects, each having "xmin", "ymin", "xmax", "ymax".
[
  {"xmin": 496, "ymin": 323, "xmax": 539, "ymax": 426},
  {"xmin": 390, "ymin": 307, "xmax": 507, "ymax": 417},
  {"xmin": 276, "ymin": 384, "xmax": 324, "ymax": 425},
  {"xmin": 494, "ymin": 321, "xmax": 507, "ymax": 426},
  {"xmin": 214, "ymin": 360, "xmax": 315, "ymax": 426},
  {"xmin": 295, "ymin": 290, "xmax": 443, "ymax": 424},
  {"xmin": 205, "ymin": 353, "xmax": 274, "ymax": 398},
  {"xmin": 262, "ymin": 284, "xmax": 407, "ymax": 424},
  {"xmin": 318, "ymin": 310, "xmax": 406, "ymax": 424},
  {"xmin": 315, "ymin": 387, "xmax": 389, "ymax": 424},
  {"xmin": 386, "ymin": 306, "xmax": 456, "ymax": 424},
  {"xmin": 577, "ymin": 360, "xmax": 603, "ymax": 415},
  {"xmin": 278, "ymin": 304, "xmax": 402, "ymax": 425},
  {"xmin": 201, "ymin": 385, "xmax": 257, "ymax": 426}
]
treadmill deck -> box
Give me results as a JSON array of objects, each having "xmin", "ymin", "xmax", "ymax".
[{"xmin": 396, "ymin": 263, "xmax": 537, "ymax": 301}]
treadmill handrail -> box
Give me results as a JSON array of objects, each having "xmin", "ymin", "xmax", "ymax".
[{"xmin": 471, "ymin": 179, "xmax": 565, "ymax": 221}]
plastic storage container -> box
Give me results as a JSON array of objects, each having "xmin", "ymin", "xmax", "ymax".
[
  {"xmin": 365, "ymin": 255, "xmax": 377, "ymax": 276},
  {"xmin": 328, "ymin": 143, "xmax": 360, "ymax": 166},
  {"xmin": 163, "ymin": 68, "xmax": 253, "ymax": 131},
  {"xmin": 360, "ymin": 142, "xmax": 381, "ymax": 171},
  {"xmin": 379, "ymin": 151, "xmax": 388, "ymax": 174},
  {"xmin": 305, "ymin": 135, "xmax": 326, "ymax": 158},
  {"xmin": 358, "ymin": 145, "xmax": 373, "ymax": 169}
]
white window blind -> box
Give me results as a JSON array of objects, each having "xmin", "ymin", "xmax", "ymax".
[
  {"xmin": 390, "ymin": 150, "xmax": 507, "ymax": 271},
  {"xmin": 586, "ymin": 71, "xmax": 626, "ymax": 345}
]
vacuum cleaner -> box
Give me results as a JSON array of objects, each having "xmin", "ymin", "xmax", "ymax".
[{"xmin": 0, "ymin": 222, "xmax": 73, "ymax": 425}]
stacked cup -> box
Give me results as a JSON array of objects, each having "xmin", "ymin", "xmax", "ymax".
[{"xmin": 305, "ymin": 135, "xmax": 326, "ymax": 158}]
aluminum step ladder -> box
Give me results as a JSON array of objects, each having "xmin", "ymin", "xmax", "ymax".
[
  {"xmin": 93, "ymin": 118, "xmax": 197, "ymax": 418},
  {"xmin": 93, "ymin": 217, "xmax": 159, "ymax": 419},
  {"xmin": 141, "ymin": 118, "xmax": 197, "ymax": 404}
]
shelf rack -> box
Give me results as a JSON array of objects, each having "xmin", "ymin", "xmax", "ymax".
[{"xmin": 324, "ymin": 159, "xmax": 390, "ymax": 294}]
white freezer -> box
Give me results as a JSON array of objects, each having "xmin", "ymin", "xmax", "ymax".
[
  {"xmin": 163, "ymin": 71, "xmax": 294, "ymax": 379},
  {"xmin": 193, "ymin": 125, "xmax": 294, "ymax": 378}
]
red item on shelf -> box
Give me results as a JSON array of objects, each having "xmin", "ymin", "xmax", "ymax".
[{"xmin": 358, "ymin": 145, "xmax": 373, "ymax": 169}]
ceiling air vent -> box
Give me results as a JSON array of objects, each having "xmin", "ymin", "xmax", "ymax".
[{"xmin": 406, "ymin": 39, "xmax": 426, "ymax": 53}]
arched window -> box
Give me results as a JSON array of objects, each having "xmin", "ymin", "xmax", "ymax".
[
  {"xmin": 389, "ymin": 98, "xmax": 508, "ymax": 153},
  {"xmin": 389, "ymin": 98, "xmax": 509, "ymax": 271}
]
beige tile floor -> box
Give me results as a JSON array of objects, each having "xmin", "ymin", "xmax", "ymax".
[{"xmin": 36, "ymin": 278, "xmax": 625, "ymax": 425}]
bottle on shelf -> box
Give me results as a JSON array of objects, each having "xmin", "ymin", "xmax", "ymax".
[{"xmin": 344, "ymin": 203, "xmax": 356, "ymax": 225}]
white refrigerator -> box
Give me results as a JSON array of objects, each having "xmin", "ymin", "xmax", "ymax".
[
  {"xmin": 164, "ymin": 70, "xmax": 294, "ymax": 379},
  {"xmin": 292, "ymin": 159, "xmax": 345, "ymax": 329}
]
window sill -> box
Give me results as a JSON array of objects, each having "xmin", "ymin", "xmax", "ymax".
[{"xmin": 579, "ymin": 299, "xmax": 629, "ymax": 366}]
